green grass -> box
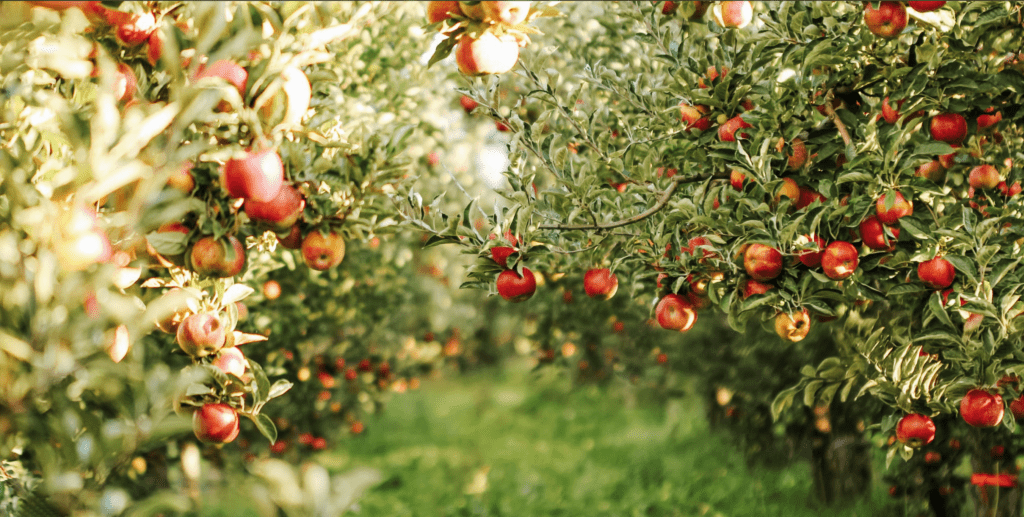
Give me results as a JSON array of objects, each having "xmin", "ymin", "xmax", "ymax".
[{"xmin": 301, "ymin": 359, "xmax": 892, "ymax": 517}]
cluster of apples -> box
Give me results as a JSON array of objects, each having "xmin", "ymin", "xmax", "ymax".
[
  {"xmin": 427, "ymin": 1, "xmax": 535, "ymax": 76},
  {"xmin": 897, "ymin": 377, "xmax": 1024, "ymax": 451},
  {"xmin": 489, "ymin": 232, "xmax": 537, "ymax": 302}
]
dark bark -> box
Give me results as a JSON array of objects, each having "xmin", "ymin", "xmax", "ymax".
[{"xmin": 808, "ymin": 415, "xmax": 873, "ymax": 505}]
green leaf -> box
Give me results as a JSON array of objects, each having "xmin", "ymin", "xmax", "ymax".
[
  {"xmin": 267, "ymin": 379, "xmax": 293, "ymax": 400},
  {"xmin": 253, "ymin": 413, "xmax": 278, "ymax": 444},
  {"xmin": 928, "ymin": 291, "xmax": 956, "ymax": 329}
]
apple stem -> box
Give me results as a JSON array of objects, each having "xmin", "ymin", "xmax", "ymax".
[
  {"xmin": 538, "ymin": 172, "xmax": 730, "ymax": 231},
  {"xmin": 822, "ymin": 92, "xmax": 853, "ymax": 148}
]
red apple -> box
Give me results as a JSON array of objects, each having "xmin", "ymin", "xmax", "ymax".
[
  {"xmin": 918, "ymin": 257, "xmax": 955, "ymax": 289},
  {"xmin": 718, "ymin": 114, "xmax": 752, "ymax": 142},
  {"xmin": 460, "ymin": 95, "xmax": 479, "ymax": 114},
  {"xmin": 455, "ymin": 32, "xmax": 519, "ymax": 76},
  {"xmin": 496, "ymin": 268, "xmax": 536, "ymax": 302},
  {"xmin": 110, "ymin": 62, "xmax": 137, "ymax": 103},
  {"xmin": 244, "ymin": 184, "xmax": 305, "ymax": 231},
  {"xmin": 662, "ymin": 1, "xmax": 678, "ymax": 15},
  {"xmin": 860, "ymin": 216, "xmax": 899, "ymax": 251},
  {"xmin": 192, "ymin": 60, "xmax": 248, "ymax": 111},
  {"xmin": 427, "ymin": 1, "xmax": 462, "ymax": 23},
  {"xmin": 190, "ymin": 235, "xmax": 245, "ymax": 278},
  {"xmin": 482, "ymin": 1, "xmax": 530, "ymax": 25},
  {"xmin": 713, "ymin": 1, "xmax": 753, "ymax": 29},
  {"xmin": 968, "ymin": 165, "xmax": 1000, "ymax": 190},
  {"xmin": 146, "ymin": 29, "xmax": 164, "ymax": 67},
  {"xmin": 277, "ymin": 224, "xmax": 303, "ymax": 250},
  {"xmin": 741, "ymin": 278, "xmax": 773, "ymax": 299},
  {"xmin": 193, "ymin": 403, "xmax": 240, "ymax": 443},
  {"xmin": 794, "ymin": 186, "xmax": 826, "ymax": 210},
  {"xmin": 939, "ymin": 145, "xmax": 959, "ymax": 169},
  {"xmin": 176, "ymin": 312, "xmax": 226, "ymax": 358},
  {"xmin": 797, "ymin": 234, "xmax": 826, "ymax": 268},
  {"xmin": 743, "ymin": 243, "xmax": 783, "ymax": 281},
  {"xmin": 895, "ymin": 414, "xmax": 936, "ymax": 447},
  {"xmin": 977, "ymin": 109, "xmax": 1002, "ymax": 130},
  {"xmin": 730, "ymin": 170, "xmax": 745, "ymax": 191},
  {"xmin": 774, "ymin": 309, "xmax": 810, "ymax": 342},
  {"xmin": 301, "ymin": 230, "xmax": 346, "ymax": 270},
  {"xmin": 863, "ymin": 1, "xmax": 907, "ymax": 39},
  {"xmin": 821, "ymin": 241, "xmax": 858, "ymax": 280},
  {"xmin": 908, "ymin": 1, "xmax": 945, "ymax": 12},
  {"xmin": 679, "ymin": 103, "xmax": 711, "ymax": 131},
  {"xmin": 775, "ymin": 178, "xmax": 800, "ymax": 206},
  {"xmin": 929, "ymin": 113, "xmax": 968, "ymax": 145},
  {"xmin": 584, "ymin": 268, "xmax": 619, "ymax": 300},
  {"xmin": 655, "ymin": 294, "xmax": 697, "ymax": 332},
  {"xmin": 881, "ymin": 96, "xmax": 904, "ymax": 124},
  {"xmin": 960, "ymin": 389, "xmax": 1004, "ymax": 428},
  {"xmin": 223, "ymin": 149, "xmax": 285, "ymax": 203},
  {"xmin": 167, "ymin": 161, "xmax": 195, "ymax": 193},
  {"xmin": 212, "ymin": 346, "xmax": 247, "ymax": 379},
  {"xmin": 491, "ymin": 246, "xmax": 516, "ymax": 268},
  {"xmin": 876, "ymin": 191, "xmax": 913, "ymax": 225},
  {"xmin": 115, "ymin": 12, "xmax": 156, "ymax": 47},
  {"xmin": 1010, "ymin": 394, "xmax": 1024, "ymax": 420},
  {"xmin": 915, "ymin": 160, "xmax": 946, "ymax": 183}
]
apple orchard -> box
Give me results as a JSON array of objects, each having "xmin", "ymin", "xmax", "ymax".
[{"xmin": 3, "ymin": 0, "xmax": 1024, "ymax": 515}]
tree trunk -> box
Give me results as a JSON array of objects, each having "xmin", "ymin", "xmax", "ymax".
[{"xmin": 808, "ymin": 413, "xmax": 873, "ymax": 505}]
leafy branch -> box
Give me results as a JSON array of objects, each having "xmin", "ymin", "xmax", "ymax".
[{"xmin": 538, "ymin": 172, "xmax": 730, "ymax": 231}]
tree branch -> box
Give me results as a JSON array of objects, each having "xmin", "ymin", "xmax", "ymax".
[
  {"xmin": 823, "ymin": 91, "xmax": 852, "ymax": 147},
  {"xmin": 538, "ymin": 173, "xmax": 729, "ymax": 231}
]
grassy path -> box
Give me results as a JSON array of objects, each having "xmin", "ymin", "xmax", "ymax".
[{"xmin": 311, "ymin": 360, "xmax": 891, "ymax": 516}]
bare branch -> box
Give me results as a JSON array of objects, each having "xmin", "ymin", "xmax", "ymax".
[
  {"xmin": 538, "ymin": 173, "xmax": 729, "ymax": 231},
  {"xmin": 823, "ymin": 91, "xmax": 853, "ymax": 147}
]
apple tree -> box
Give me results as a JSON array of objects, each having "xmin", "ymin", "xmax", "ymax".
[{"xmin": 406, "ymin": 0, "xmax": 1024, "ymax": 514}]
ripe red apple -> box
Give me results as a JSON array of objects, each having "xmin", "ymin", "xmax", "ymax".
[
  {"xmin": 794, "ymin": 186, "xmax": 826, "ymax": 210},
  {"xmin": 193, "ymin": 403, "xmax": 240, "ymax": 443},
  {"xmin": 960, "ymin": 389, "xmax": 1004, "ymax": 428},
  {"xmin": 977, "ymin": 109, "xmax": 1002, "ymax": 130},
  {"xmin": 863, "ymin": 1, "xmax": 907, "ymax": 39},
  {"xmin": 718, "ymin": 115, "xmax": 752, "ymax": 142},
  {"xmin": 774, "ymin": 178, "xmax": 800, "ymax": 206},
  {"xmin": 455, "ymin": 32, "xmax": 519, "ymax": 76},
  {"xmin": 797, "ymin": 234, "xmax": 826, "ymax": 268},
  {"xmin": 662, "ymin": 1, "xmax": 678, "ymax": 15},
  {"xmin": 190, "ymin": 235, "xmax": 245, "ymax": 278},
  {"xmin": 929, "ymin": 113, "xmax": 968, "ymax": 145},
  {"xmin": 584, "ymin": 268, "xmax": 618, "ymax": 300},
  {"xmin": 743, "ymin": 243, "xmax": 783, "ymax": 281},
  {"xmin": 212, "ymin": 346, "xmax": 247, "ymax": 379},
  {"xmin": 482, "ymin": 1, "xmax": 530, "ymax": 25},
  {"xmin": 1010, "ymin": 394, "xmax": 1024, "ymax": 420},
  {"xmin": 115, "ymin": 12, "xmax": 156, "ymax": 47},
  {"xmin": 938, "ymin": 145, "xmax": 959, "ymax": 169},
  {"xmin": 821, "ymin": 241, "xmax": 858, "ymax": 280},
  {"xmin": 223, "ymin": 149, "xmax": 285, "ymax": 203},
  {"xmin": 277, "ymin": 224, "xmax": 303, "ymax": 250},
  {"xmin": 775, "ymin": 309, "xmax": 810, "ymax": 342},
  {"xmin": 876, "ymin": 191, "xmax": 913, "ymax": 225},
  {"xmin": 741, "ymin": 278, "xmax": 773, "ymax": 299},
  {"xmin": 908, "ymin": 1, "xmax": 945, "ymax": 12},
  {"xmin": 177, "ymin": 312, "xmax": 226, "ymax": 358},
  {"xmin": 713, "ymin": 1, "xmax": 753, "ymax": 29},
  {"xmin": 915, "ymin": 160, "xmax": 946, "ymax": 183},
  {"xmin": 787, "ymin": 138, "xmax": 808, "ymax": 170},
  {"xmin": 107, "ymin": 62, "xmax": 137, "ymax": 103},
  {"xmin": 730, "ymin": 170, "xmax": 745, "ymax": 191},
  {"xmin": 918, "ymin": 257, "xmax": 955, "ymax": 289},
  {"xmin": 880, "ymin": 96, "xmax": 904, "ymax": 124},
  {"xmin": 146, "ymin": 29, "xmax": 164, "ymax": 67},
  {"xmin": 496, "ymin": 267, "xmax": 536, "ymax": 302},
  {"xmin": 968, "ymin": 165, "xmax": 1000, "ymax": 190},
  {"xmin": 679, "ymin": 103, "xmax": 711, "ymax": 131},
  {"xmin": 655, "ymin": 294, "xmax": 697, "ymax": 332},
  {"xmin": 192, "ymin": 59, "xmax": 248, "ymax": 111},
  {"xmin": 860, "ymin": 216, "xmax": 899, "ymax": 251},
  {"xmin": 895, "ymin": 414, "xmax": 936, "ymax": 447},
  {"xmin": 301, "ymin": 230, "xmax": 346, "ymax": 270},
  {"xmin": 491, "ymin": 246, "xmax": 516, "ymax": 268},
  {"xmin": 427, "ymin": 1, "xmax": 462, "ymax": 23},
  {"xmin": 460, "ymin": 95, "xmax": 479, "ymax": 114},
  {"xmin": 244, "ymin": 184, "xmax": 305, "ymax": 231}
]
